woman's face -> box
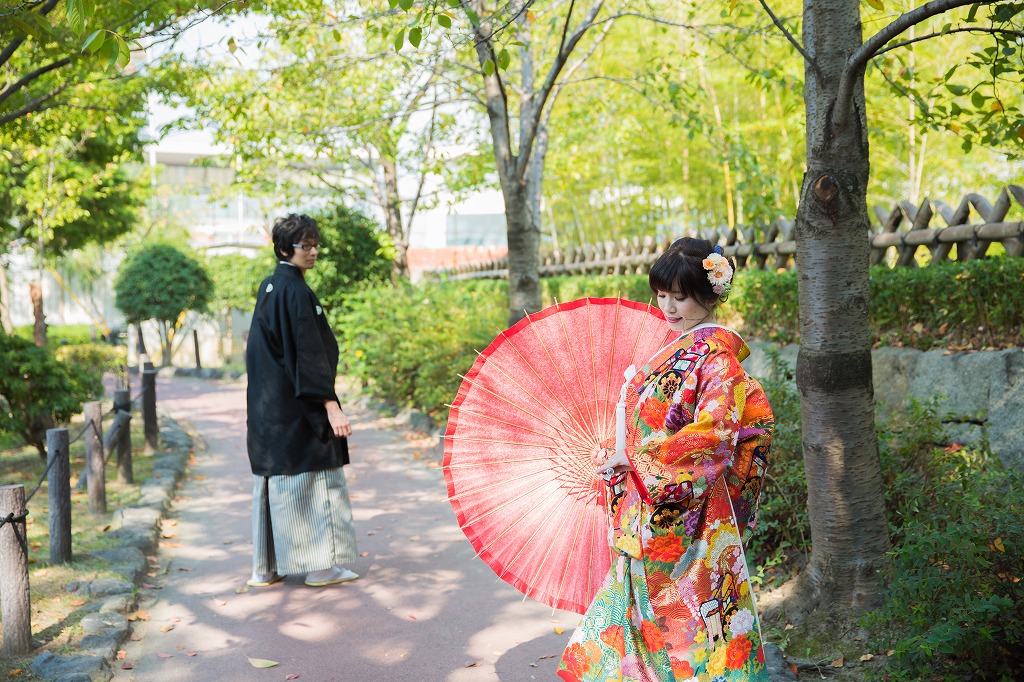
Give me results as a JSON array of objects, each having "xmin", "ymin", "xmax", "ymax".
[
  {"xmin": 656, "ymin": 290, "xmax": 714, "ymax": 332},
  {"xmin": 287, "ymin": 236, "xmax": 321, "ymax": 272}
]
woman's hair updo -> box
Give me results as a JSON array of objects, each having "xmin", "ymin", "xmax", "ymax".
[
  {"xmin": 271, "ymin": 214, "xmax": 322, "ymax": 261},
  {"xmin": 648, "ymin": 237, "xmax": 736, "ymax": 309}
]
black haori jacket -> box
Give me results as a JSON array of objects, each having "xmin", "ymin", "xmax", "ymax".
[{"xmin": 246, "ymin": 263, "xmax": 349, "ymax": 476}]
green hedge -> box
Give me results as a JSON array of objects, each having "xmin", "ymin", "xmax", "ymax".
[
  {"xmin": 736, "ymin": 257, "xmax": 1024, "ymax": 348},
  {"xmin": 339, "ymin": 258, "xmax": 1023, "ymax": 422},
  {"xmin": 14, "ymin": 324, "xmax": 98, "ymax": 345}
]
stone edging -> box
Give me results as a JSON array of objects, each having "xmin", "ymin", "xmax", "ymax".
[{"xmin": 30, "ymin": 415, "xmax": 193, "ymax": 682}]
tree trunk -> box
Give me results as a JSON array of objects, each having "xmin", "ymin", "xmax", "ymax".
[
  {"xmin": 159, "ymin": 320, "xmax": 173, "ymax": 367},
  {"xmin": 380, "ymin": 155, "xmax": 410, "ymax": 281},
  {"xmin": 789, "ymin": 0, "xmax": 890, "ymax": 618},
  {"xmin": 504, "ymin": 181, "xmax": 542, "ymax": 326},
  {"xmin": 0, "ymin": 259, "xmax": 11, "ymax": 333},
  {"xmin": 29, "ymin": 280, "xmax": 46, "ymax": 346}
]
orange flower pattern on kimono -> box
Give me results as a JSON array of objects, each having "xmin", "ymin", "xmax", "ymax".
[{"xmin": 559, "ymin": 325, "xmax": 774, "ymax": 682}]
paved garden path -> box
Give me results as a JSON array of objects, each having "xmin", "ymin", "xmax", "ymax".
[{"xmin": 110, "ymin": 376, "xmax": 576, "ymax": 682}]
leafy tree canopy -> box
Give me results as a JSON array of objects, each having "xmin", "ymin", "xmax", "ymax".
[
  {"xmin": 305, "ymin": 203, "xmax": 394, "ymax": 304},
  {"xmin": 115, "ymin": 243, "xmax": 213, "ymax": 325}
]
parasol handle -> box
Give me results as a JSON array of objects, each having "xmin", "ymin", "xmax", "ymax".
[{"xmin": 615, "ymin": 399, "xmax": 626, "ymax": 457}]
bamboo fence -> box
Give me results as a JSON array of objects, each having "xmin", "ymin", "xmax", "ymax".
[{"xmin": 437, "ymin": 185, "xmax": 1024, "ymax": 280}]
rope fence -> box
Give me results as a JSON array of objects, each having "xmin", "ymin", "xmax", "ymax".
[{"xmin": 0, "ymin": 368, "xmax": 157, "ymax": 655}]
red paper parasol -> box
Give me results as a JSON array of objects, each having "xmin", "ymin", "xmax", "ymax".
[{"xmin": 443, "ymin": 297, "xmax": 678, "ymax": 614}]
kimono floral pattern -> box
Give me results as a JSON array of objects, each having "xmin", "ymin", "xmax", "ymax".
[{"xmin": 559, "ymin": 325, "xmax": 774, "ymax": 682}]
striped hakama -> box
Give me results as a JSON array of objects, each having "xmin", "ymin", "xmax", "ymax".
[{"xmin": 251, "ymin": 467, "xmax": 358, "ymax": 575}]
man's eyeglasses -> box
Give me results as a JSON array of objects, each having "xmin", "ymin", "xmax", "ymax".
[{"xmin": 292, "ymin": 243, "xmax": 324, "ymax": 253}]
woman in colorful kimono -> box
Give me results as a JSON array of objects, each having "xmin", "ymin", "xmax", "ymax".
[
  {"xmin": 245, "ymin": 214, "xmax": 360, "ymax": 588},
  {"xmin": 558, "ymin": 237, "xmax": 774, "ymax": 681}
]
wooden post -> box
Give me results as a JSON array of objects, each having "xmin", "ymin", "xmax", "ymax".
[
  {"xmin": 193, "ymin": 329, "xmax": 202, "ymax": 369},
  {"xmin": 113, "ymin": 389, "xmax": 133, "ymax": 484},
  {"xmin": 0, "ymin": 484, "xmax": 32, "ymax": 655},
  {"xmin": 46, "ymin": 429, "xmax": 71, "ymax": 565},
  {"xmin": 84, "ymin": 401, "xmax": 106, "ymax": 515},
  {"xmin": 142, "ymin": 365, "xmax": 158, "ymax": 454}
]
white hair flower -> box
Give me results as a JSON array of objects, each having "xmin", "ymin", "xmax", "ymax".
[{"xmin": 702, "ymin": 253, "xmax": 733, "ymax": 296}]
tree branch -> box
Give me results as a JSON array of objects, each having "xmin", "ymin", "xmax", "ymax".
[
  {"xmin": 0, "ymin": 55, "xmax": 74, "ymax": 109},
  {"xmin": 873, "ymin": 25, "xmax": 1024, "ymax": 56},
  {"xmin": 757, "ymin": 0, "xmax": 821, "ymax": 80},
  {"xmin": 835, "ymin": 0, "xmax": 982, "ymax": 129},
  {"xmin": 518, "ymin": 0, "xmax": 606, "ymax": 178}
]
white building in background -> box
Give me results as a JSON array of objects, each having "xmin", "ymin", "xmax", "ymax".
[{"xmin": 8, "ymin": 137, "xmax": 507, "ymax": 366}]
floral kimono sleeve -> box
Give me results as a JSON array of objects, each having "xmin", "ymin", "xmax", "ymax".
[{"xmin": 628, "ymin": 349, "xmax": 746, "ymax": 507}]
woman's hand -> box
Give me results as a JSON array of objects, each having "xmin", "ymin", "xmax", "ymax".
[
  {"xmin": 325, "ymin": 401, "xmax": 352, "ymax": 438},
  {"xmin": 592, "ymin": 446, "xmax": 632, "ymax": 475}
]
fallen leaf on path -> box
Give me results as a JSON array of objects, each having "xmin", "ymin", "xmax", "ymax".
[
  {"xmin": 157, "ymin": 652, "xmax": 173, "ymax": 659},
  {"xmin": 464, "ymin": 661, "xmax": 481, "ymax": 668},
  {"xmin": 169, "ymin": 617, "xmax": 181, "ymax": 623},
  {"xmin": 886, "ymin": 649, "xmax": 895, "ymax": 656},
  {"xmin": 236, "ymin": 586, "xmax": 249, "ymax": 594},
  {"xmin": 408, "ymin": 614, "xmax": 417, "ymax": 620},
  {"xmin": 409, "ymin": 535, "xmax": 420, "ymax": 541},
  {"xmin": 187, "ymin": 652, "xmax": 197, "ymax": 657},
  {"xmin": 359, "ymin": 552, "xmax": 369, "ymax": 557},
  {"xmin": 161, "ymin": 531, "xmax": 176, "ymax": 539},
  {"xmin": 128, "ymin": 610, "xmax": 150, "ymax": 622},
  {"xmin": 538, "ymin": 655, "xmax": 555, "ymax": 660},
  {"xmin": 213, "ymin": 597, "xmax": 227, "ymax": 607},
  {"xmin": 831, "ymin": 656, "xmax": 844, "ymax": 667},
  {"xmin": 366, "ymin": 531, "xmax": 376, "ymax": 536},
  {"xmin": 165, "ymin": 519, "xmax": 177, "ymax": 526},
  {"xmin": 120, "ymin": 662, "xmax": 134, "ymax": 670},
  {"xmin": 784, "ymin": 623, "xmax": 794, "ymax": 630},
  {"xmin": 860, "ymin": 654, "xmax": 874, "ymax": 662},
  {"xmin": 130, "ymin": 634, "xmax": 142, "ymax": 641},
  {"xmin": 141, "ymin": 583, "xmax": 157, "ymax": 589},
  {"xmin": 247, "ymin": 657, "xmax": 279, "ymax": 668},
  {"xmin": 176, "ymin": 646, "xmax": 186, "ymax": 651},
  {"xmin": 160, "ymin": 542, "xmax": 181, "ymax": 548},
  {"xmin": 285, "ymin": 675, "xmax": 299, "ymax": 680},
  {"xmin": 788, "ymin": 663, "xmax": 798, "ymax": 675},
  {"xmin": 194, "ymin": 474, "xmax": 206, "ymax": 480},
  {"xmin": 70, "ymin": 599, "xmax": 86, "ymax": 607},
  {"xmin": 553, "ymin": 627, "xmax": 564, "ymax": 634},
  {"xmin": 159, "ymin": 625, "xmax": 174, "ymax": 632},
  {"xmin": 223, "ymin": 540, "xmax": 233, "ymax": 545},
  {"xmin": 177, "ymin": 567, "xmax": 192, "ymax": 571}
]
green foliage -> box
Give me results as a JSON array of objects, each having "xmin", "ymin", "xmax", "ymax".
[
  {"xmin": 13, "ymin": 324, "xmax": 94, "ymax": 345},
  {"xmin": 114, "ymin": 243, "xmax": 212, "ymax": 365},
  {"xmin": 0, "ymin": 331, "xmax": 83, "ymax": 456},
  {"xmin": 53, "ymin": 343, "xmax": 127, "ymax": 403},
  {"xmin": 114, "ymin": 244, "xmax": 212, "ymax": 325},
  {"xmin": 306, "ymin": 204, "xmax": 394, "ymax": 315},
  {"xmin": 205, "ymin": 252, "xmax": 272, "ymax": 316},
  {"xmin": 700, "ymin": 259, "xmax": 1024, "ymax": 349},
  {"xmin": 870, "ymin": 258, "xmax": 1024, "ymax": 349},
  {"xmin": 727, "ymin": 269, "xmax": 801, "ymax": 344},
  {"xmin": 744, "ymin": 350, "xmax": 808, "ymax": 587},
  {"xmin": 865, "ymin": 399, "xmax": 1024, "ymax": 680},
  {"xmin": 336, "ymin": 280, "xmax": 507, "ymax": 423},
  {"xmin": 540, "ymin": 274, "xmax": 654, "ymax": 306}
]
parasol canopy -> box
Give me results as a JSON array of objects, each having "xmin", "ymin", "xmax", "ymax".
[{"xmin": 443, "ymin": 297, "xmax": 678, "ymax": 614}]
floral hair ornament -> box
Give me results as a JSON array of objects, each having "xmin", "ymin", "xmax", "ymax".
[{"xmin": 702, "ymin": 246, "xmax": 733, "ymax": 296}]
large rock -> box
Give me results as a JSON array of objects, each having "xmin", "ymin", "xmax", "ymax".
[
  {"xmin": 746, "ymin": 342, "xmax": 1024, "ymax": 472},
  {"xmin": 30, "ymin": 652, "xmax": 111, "ymax": 682},
  {"xmin": 110, "ymin": 506, "xmax": 161, "ymax": 530}
]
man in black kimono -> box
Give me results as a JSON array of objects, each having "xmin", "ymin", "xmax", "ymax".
[{"xmin": 245, "ymin": 214, "xmax": 359, "ymax": 587}]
